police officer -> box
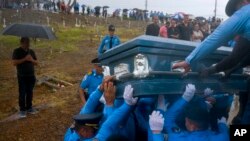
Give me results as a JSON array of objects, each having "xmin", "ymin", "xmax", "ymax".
[
  {"xmin": 64, "ymin": 112, "xmax": 103, "ymax": 141},
  {"xmin": 98, "ymin": 25, "xmax": 121, "ymax": 55},
  {"xmin": 149, "ymin": 84, "xmax": 229, "ymax": 141},
  {"xmin": 79, "ymin": 58, "xmax": 104, "ymax": 105},
  {"xmin": 64, "ymin": 83, "xmax": 138, "ymax": 141}
]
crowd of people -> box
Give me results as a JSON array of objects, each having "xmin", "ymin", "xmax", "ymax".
[
  {"xmin": 145, "ymin": 15, "xmax": 227, "ymax": 45},
  {"xmin": 9, "ymin": 0, "xmax": 250, "ymax": 141}
]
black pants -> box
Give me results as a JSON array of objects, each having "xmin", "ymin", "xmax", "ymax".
[{"xmin": 18, "ymin": 75, "xmax": 36, "ymax": 111}]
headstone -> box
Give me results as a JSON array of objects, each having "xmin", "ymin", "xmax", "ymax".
[
  {"xmin": 128, "ymin": 21, "xmax": 131, "ymax": 29},
  {"xmin": 63, "ymin": 20, "xmax": 65, "ymax": 27},
  {"xmin": 3, "ymin": 18, "xmax": 6, "ymax": 28},
  {"xmin": 105, "ymin": 17, "xmax": 108, "ymax": 24},
  {"xmin": 75, "ymin": 18, "xmax": 80, "ymax": 27},
  {"xmin": 47, "ymin": 16, "xmax": 50, "ymax": 26},
  {"xmin": 94, "ymin": 21, "xmax": 97, "ymax": 31},
  {"xmin": 0, "ymin": 11, "xmax": 2, "ymax": 23},
  {"xmin": 79, "ymin": 20, "xmax": 81, "ymax": 26}
]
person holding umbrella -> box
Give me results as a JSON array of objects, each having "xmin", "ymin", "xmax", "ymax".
[
  {"xmin": 2, "ymin": 23, "xmax": 56, "ymax": 118},
  {"xmin": 12, "ymin": 37, "xmax": 38, "ymax": 118}
]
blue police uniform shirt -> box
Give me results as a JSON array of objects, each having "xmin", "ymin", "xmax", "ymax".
[
  {"xmin": 186, "ymin": 4, "xmax": 250, "ymax": 65},
  {"xmin": 80, "ymin": 69, "xmax": 103, "ymax": 95},
  {"xmin": 64, "ymin": 102, "xmax": 134, "ymax": 141},
  {"xmin": 79, "ymin": 89, "xmax": 136, "ymax": 141},
  {"xmin": 151, "ymin": 98, "xmax": 229, "ymax": 141},
  {"xmin": 98, "ymin": 35, "xmax": 120, "ymax": 55}
]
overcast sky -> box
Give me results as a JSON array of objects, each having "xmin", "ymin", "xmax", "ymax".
[{"xmin": 75, "ymin": 0, "xmax": 229, "ymax": 19}]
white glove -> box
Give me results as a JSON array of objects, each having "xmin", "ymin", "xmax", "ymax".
[
  {"xmin": 182, "ymin": 84, "xmax": 196, "ymax": 102},
  {"xmin": 123, "ymin": 85, "xmax": 138, "ymax": 105},
  {"xmin": 204, "ymin": 88, "xmax": 213, "ymax": 96},
  {"xmin": 149, "ymin": 111, "xmax": 164, "ymax": 132},
  {"xmin": 217, "ymin": 117, "xmax": 227, "ymax": 124}
]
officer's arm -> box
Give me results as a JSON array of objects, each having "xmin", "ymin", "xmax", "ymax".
[
  {"xmin": 98, "ymin": 36, "xmax": 107, "ymax": 55},
  {"xmin": 64, "ymin": 129, "xmax": 79, "ymax": 141},
  {"xmin": 79, "ymin": 75, "xmax": 90, "ymax": 104},
  {"xmin": 102, "ymin": 104, "xmax": 115, "ymax": 121},
  {"xmin": 218, "ymin": 123, "xmax": 229, "ymax": 134},
  {"xmin": 164, "ymin": 98, "xmax": 187, "ymax": 133},
  {"xmin": 116, "ymin": 36, "xmax": 121, "ymax": 46},
  {"xmin": 215, "ymin": 123, "xmax": 230, "ymax": 141},
  {"xmin": 95, "ymin": 102, "xmax": 134, "ymax": 141},
  {"xmin": 79, "ymin": 89, "xmax": 87, "ymax": 105},
  {"xmin": 152, "ymin": 134, "xmax": 164, "ymax": 141},
  {"xmin": 185, "ymin": 7, "xmax": 250, "ymax": 65},
  {"xmin": 79, "ymin": 87, "xmax": 103, "ymax": 114}
]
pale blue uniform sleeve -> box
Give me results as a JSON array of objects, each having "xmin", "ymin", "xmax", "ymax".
[
  {"xmin": 115, "ymin": 36, "xmax": 121, "ymax": 47},
  {"xmin": 79, "ymin": 88, "xmax": 103, "ymax": 114},
  {"xmin": 98, "ymin": 36, "xmax": 108, "ymax": 55},
  {"xmin": 64, "ymin": 129, "xmax": 81, "ymax": 141},
  {"xmin": 152, "ymin": 134, "xmax": 164, "ymax": 141},
  {"xmin": 186, "ymin": 4, "xmax": 250, "ymax": 65},
  {"xmin": 80, "ymin": 74, "xmax": 90, "ymax": 89},
  {"xmin": 214, "ymin": 123, "xmax": 230, "ymax": 141},
  {"xmin": 95, "ymin": 103, "xmax": 134, "ymax": 141},
  {"xmin": 102, "ymin": 105, "xmax": 115, "ymax": 121},
  {"xmin": 164, "ymin": 98, "xmax": 188, "ymax": 133}
]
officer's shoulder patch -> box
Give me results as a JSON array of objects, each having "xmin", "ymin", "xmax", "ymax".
[
  {"xmin": 82, "ymin": 75, "xmax": 88, "ymax": 81},
  {"xmin": 87, "ymin": 71, "xmax": 93, "ymax": 75}
]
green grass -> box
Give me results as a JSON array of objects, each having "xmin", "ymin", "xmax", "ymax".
[{"xmin": 0, "ymin": 25, "xmax": 144, "ymax": 51}]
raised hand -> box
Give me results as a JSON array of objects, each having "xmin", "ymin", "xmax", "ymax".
[{"xmin": 123, "ymin": 85, "xmax": 138, "ymax": 105}]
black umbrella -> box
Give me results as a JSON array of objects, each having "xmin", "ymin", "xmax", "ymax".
[
  {"xmin": 94, "ymin": 6, "xmax": 101, "ymax": 9},
  {"xmin": 195, "ymin": 16, "xmax": 206, "ymax": 21},
  {"xmin": 123, "ymin": 9, "xmax": 128, "ymax": 12},
  {"xmin": 103, "ymin": 6, "xmax": 109, "ymax": 9},
  {"xmin": 1, "ymin": 23, "xmax": 56, "ymax": 40}
]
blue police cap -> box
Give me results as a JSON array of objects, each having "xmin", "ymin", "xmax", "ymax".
[{"xmin": 73, "ymin": 112, "xmax": 103, "ymax": 127}]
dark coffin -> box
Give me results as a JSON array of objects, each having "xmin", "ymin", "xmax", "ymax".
[{"xmin": 99, "ymin": 35, "xmax": 248, "ymax": 97}]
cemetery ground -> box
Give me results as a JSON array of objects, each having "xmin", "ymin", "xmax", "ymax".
[{"xmin": 0, "ymin": 9, "xmax": 144, "ymax": 141}]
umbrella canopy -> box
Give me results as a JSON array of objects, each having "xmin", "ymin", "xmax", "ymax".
[
  {"xmin": 195, "ymin": 16, "xmax": 206, "ymax": 21},
  {"xmin": 171, "ymin": 12, "xmax": 186, "ymax": 20},
  {"xmin": 94, "ymin": 6, "xmax": 101, "ymax": 9},
  {"xmin": 123, "ymin": 9, "xmax": 128, "ymax": 12},
  {"xmin": 103, "ymin": 6, "xmax": 109, "ymax": 9},
  {"xmin": 1, "ymin": 23, "xmax": 56, "ymax": 40}
]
